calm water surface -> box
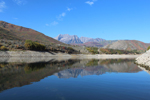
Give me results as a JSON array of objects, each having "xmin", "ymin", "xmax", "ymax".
[{"xmin": 0, "ymin": 59, "xmax": 150, "ymax": 100}]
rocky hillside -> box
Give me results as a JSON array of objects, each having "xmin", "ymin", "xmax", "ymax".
[
  {"xmin": 104, "ymin": 40, "xmax": 150, "ymax": 51},
  {"xmin": 0, "ymin": 21, "xmax": 63, "ymax": 45},
  {"xmin": 135, "ymin": 50, "xmax": 150, "ymax": 67}
]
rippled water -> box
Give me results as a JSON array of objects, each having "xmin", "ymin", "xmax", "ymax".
[{"xmin": 0, "ymin": 59, "xmax": 150, "ymax": 100}]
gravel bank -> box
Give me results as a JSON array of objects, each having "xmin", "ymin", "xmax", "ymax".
[{"xmin": 135, "ymin": 50, "xmax": 150, "ymax": 67}]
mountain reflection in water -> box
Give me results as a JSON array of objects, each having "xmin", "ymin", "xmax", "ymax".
[
  {"xmin": 0, "ymin": 59, "xmax": 141, "ymax": 93},
  {"xmin": 54, "ymin": 59, "xmax": 141, "ymax": 79}
]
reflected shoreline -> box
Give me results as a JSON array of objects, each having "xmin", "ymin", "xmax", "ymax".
[{"xmin": 0, "ymin": 59, "xmax": 141, "ymax": 93}]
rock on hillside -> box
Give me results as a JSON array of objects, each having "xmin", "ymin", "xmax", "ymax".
[
  {"xmin": 104, "ymin": 40, "xmax": 150, "ymax": 51},
  {"xmin": 54, "ymin": 34, "xmax": 83, "ymax": 44},
  {"xmin": 135, "ymin": 50, "xmax": 150, "ymax": 67},
  {"xmin": 0, "ymin": 21, "xmax": 63, "ymax": 45}
]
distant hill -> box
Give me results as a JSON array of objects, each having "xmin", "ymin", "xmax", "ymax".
[
  {"xmin": 104, "ymin": 40, "xmax": 150, "ymax": 51},
  {"xmin": 54, "ymin": 34, "xmax": 83, "ymax": 44},
  {"xmin": 0, "ymin": 21, "xmax": 63, "ymax": 45}
]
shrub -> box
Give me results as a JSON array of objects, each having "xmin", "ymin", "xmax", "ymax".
[
  {"xmin": 24, "ymin": 40, "xmax": 46, "ymax": 51},
  {"xmin": 86, "ymin": 47, "xmax": 99, "ymax": 54},
  {"xmin": 0, "ymin": 46, "xmax": 7, "ymax": 50},
  {"xmin": 24, "ymin": 63, "xmax": 47, "ymax": 73},
  {"xmin": 147, "ymin": 46, "xmax": 150, "ymax": 50},
  {"xmin": 86, "ymin": 59, "xmax": 99, "ymax": 66},
  {"xmin": 67, "ymin": 47, "xmax": 74, "ymax": 51},
  {"xmin": 0, "ymin": 64, "xmax": 5, "ymax": 68},
  {"xmin": 100, "ymin": 48, "xmax": 140, "ymax": 54}
]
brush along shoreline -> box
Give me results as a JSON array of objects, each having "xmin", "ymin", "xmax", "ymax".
[{"xmin": 0, "ymin": 51, "xmax": 140, "ymax": 59}]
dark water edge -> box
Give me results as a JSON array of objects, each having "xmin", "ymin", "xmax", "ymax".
[{"xmin": 0, "ymin": 59, "xmax": 150, "ymax": 100}]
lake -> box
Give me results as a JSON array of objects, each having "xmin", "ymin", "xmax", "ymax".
[{"xmin": 0, "ymin": 59, "xmax": 150, "ymax": 100}]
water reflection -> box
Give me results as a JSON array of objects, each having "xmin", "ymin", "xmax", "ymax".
[
  {"xmin": 0, "ymin": 59, "xmax": 141, "ymax": 93},
  {"xmin": 54, "ymin": 59, "xmax": 141, "ymax": 78}
]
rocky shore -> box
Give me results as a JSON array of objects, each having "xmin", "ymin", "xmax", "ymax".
[{"xmin": 135, "ymin": 50, "xmax": 150, "ymax": 67}]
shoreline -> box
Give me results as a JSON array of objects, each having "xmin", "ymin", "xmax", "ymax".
[
  {"xmin": 0, "ymin": 51, "xmax": 140, "ymax": 63},
  {"xmin": 0, "ymin": 51, "xmax": 140, "ymax": 57}
]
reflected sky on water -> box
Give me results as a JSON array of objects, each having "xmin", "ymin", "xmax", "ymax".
[{"xmin": 0, "ymin": 59, "xmax": 150, "ymax": 100}]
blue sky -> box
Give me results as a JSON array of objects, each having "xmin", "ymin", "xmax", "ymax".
[{"xmin": 0, "ymin": 0, "xmax": 150, "ymax": 43}]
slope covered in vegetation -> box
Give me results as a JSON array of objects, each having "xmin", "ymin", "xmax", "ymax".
[{"xmin": 0, "ymin": 21, "xmax": 63, "ymax": 45}]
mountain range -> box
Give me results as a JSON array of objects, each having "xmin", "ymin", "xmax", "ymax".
[
  {"xmin": 54, "ymin": 34, "xmax": 116, "ymax": 47},
  {"xmin": 54, "ymin": 34, "xmax": 150, "ymax": 51},
  {"xmin": 0, "ymin": 21, "xmax": 149, "ymax": 52}
]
